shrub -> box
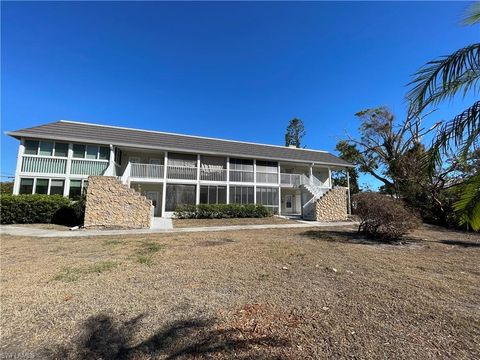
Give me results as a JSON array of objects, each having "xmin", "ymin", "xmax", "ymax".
[
  {"xmin": 174, "ymin": 203, "xmax": 272, "ymax": 219},
  {"xmin": 0, "ymin": 194, "xmax": 85, "ymax": 226},
  {"xmin": 352, "ymin": 192, "xmax": 421, "ymax": 241}
]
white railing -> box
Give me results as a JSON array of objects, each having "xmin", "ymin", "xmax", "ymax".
[
  {"xmin": 309, "ymin": 174, "xmax": 324, "ymax": 187},
  {"xmin": 200, "ymin": 168, "xmax": 227, "ymax": 181},
  {"xmin": 167, "ymin": 165, "xmax": 197, "ymax": 180},
  {"xmin": 71, "ymin": 159, "xmax": 109, "ymax": 175},
  {"xmin": 131, "ymin": 163, "xmax": 164, "ymax": 179},
  {"xmin": 120, "ymin": 162, "xmax": 131, "ymax": 184},
  {"xmin": 280, "ymin": 173, "xmax": 307, "ymax": 186},
  {"xmin": 256, "ymin": 172, "xmax": 279, "ymax": 184},
  {"xmin": 21, "ymin": 156, "xmax": 67, "ymax": 174},
  {"xmin": 229, "ymin": 169, "xmax": 254, "ymax": 182}
]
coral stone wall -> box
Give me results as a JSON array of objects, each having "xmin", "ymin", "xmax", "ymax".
[
  {"xmin": 315, "ymin": 187, "xmax": 348, "ymax": 221},
  {"xmin": 84, "ymin": 176, "xmax": 152, "ymax": 229}
]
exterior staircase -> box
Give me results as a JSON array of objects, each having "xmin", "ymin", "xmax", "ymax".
[{"xmin": 300, "ymin": 184, "xmax": 331, "ymax": 220}]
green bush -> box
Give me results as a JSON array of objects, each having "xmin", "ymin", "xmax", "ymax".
[
  {"xmin": 353, "ymin": 192, "xmax": 421, "ymax": 241},
  {"xmin": 174, "ymin": 203, "xmax": 272, "ymax": 219},
  {"xmin": 0, "ymin": 194, "xmax": 85, "ymax": 226}
]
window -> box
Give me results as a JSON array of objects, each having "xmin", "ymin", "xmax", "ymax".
[
  {"xmin": 229, "ymin": 158, "xmax": 254, "ymax": 182},
  {"xmin": 166, "ymin": 184, "xmax": 196, "ymax": 211},
  {"xmin": 86, "ymin": 145, "xmax": 98, "ymax": 159},
  {"xmin": 229, "ymin": 186, "xmax": 254, "ymax": 205},
  {"xmin": 256, "ymin": 187, "xmax": 279, "ymax": 214},
  {"xmin": 230, "ymin": 158, "xmax": 253, "ymax": 171},
  {"xmin": 69, "ymin": 180, "xmax": 82, "ymax": 199},
  {"xmin": 200, "ymin": 185, "xmax": 226, "ymax": 204},
  {"xmin": 73, "ymin": 144, "xmax": 86, "ymax": 158},
  {"xmin": 54, "ymin": 142, "xmax": 69, "ymax": 157},
  {"xmin": 19, "ymin": 178, "xmax": 34, "ymax": 194},
  {"xmin": 256, "ymin": 161, "xmax": 278, "ymax": 183},
  {"xmin": 49, "ymin": 180, "xmax": 64, "ymax": 195},
  {"xmin": 35, "ymin": 179, "xmax": 49, "ymax": 194},
  {"xmin": 24, "ymin": 140, "xmax": 39, "ymax": 155},
  {"xmin": 99, "ymin": 146, "xmax": 110, "ymax": 160},
  {"xmin": 39, "ymin": 141, "xmax": 54, "ymax": 156}
]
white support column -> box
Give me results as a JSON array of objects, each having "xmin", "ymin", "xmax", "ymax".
[
  {"xmin": 277, "ymin": 162, "xmax": 281, "ymax": 216},
  {"xmin": 278, "ymin": 186, "xmax": 282, "ymax": 216},
  {"xmin": 13, "ymin": 138, "xmax": 25, "ymax": 195},
  {"xmin": 226, "ymin": 157, "xmax": 230, "ymax": 204},
  {"xmin": 346, "ymin": 169, "xmax": 351, "ymax": 215},
  {"xmin": 277, "ymin": 162, "xmax": 281, "ymax": 185},
  {"xmin": 161, "ymin": 152, "xmax": 168, "ymax": 217},
  {"xmin": 196, "ymin": 154, "xmax": 201, "ymax": 205},
  {"xmin": 328, "ymin": 167, "xmax": 332, "ymax": 188},
  {"xmin": 309, "ymin": 164, "xmax": 313, "ymax": 185},
  {"xmin": 63, "ymin": 143, "xmax": 74, "ymax": 197},
  {"xmin": 110, "ymin": 144, "xmax": 115, "ymax": 172},
  {"xmin": 253, "ymin": 159, "xmax": 257, "ymax": 204}
]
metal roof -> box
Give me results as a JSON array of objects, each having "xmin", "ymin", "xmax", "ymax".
[{"xmin": 6, "ymin": 120, "xmax": 353, "ymax": 167}]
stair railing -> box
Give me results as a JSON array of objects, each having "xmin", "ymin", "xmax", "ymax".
[{"xmin": 120, "ymin": 162, "xmax": 132, "ymax": 184}]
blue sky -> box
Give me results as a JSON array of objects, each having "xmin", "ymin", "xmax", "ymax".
[{"xmin": 1, "ymin": 1, "xmax": 478, "ymax": 188}]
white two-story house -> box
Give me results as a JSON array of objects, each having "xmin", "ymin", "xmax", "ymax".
[{"xmin": 6, "ymin": 120, "xmax": 353, "ymax": 221}]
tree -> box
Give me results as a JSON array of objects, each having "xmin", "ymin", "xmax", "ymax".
[
  {"xmin": 406, "ymin": 3, "xmax": 480, "ymax": 230},
  {"xmin": 333, "ymin": 141, "xmax": 360, "ymax": 194},
  {"xmin": 0, "ymin": 182, "xmax": 13, "ymax": 195},
  {"xmin": 339, "ymin": 107, "xmax": 466, "ymax": 225},
  {"xmin": 285, "ymin": 118, "xmax": 306, "ymax": 148}
]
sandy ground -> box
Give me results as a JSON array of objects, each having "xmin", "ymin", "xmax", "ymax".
[{"xmin": 1, "ymin": 224, "xmax": 479, "ymax": 359}]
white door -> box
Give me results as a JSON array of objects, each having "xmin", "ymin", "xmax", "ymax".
[
  {"xmin": 146, "ymin": 191, "xmax": 159, "ymax": 216},
  {"xmin": 285, "ymin": 195, "xmax": 293, "ymax": 214}
]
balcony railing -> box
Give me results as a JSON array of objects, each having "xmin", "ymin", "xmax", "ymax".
[
  {"xmin": 280, "ymin": 173, "xmax": 306, "ymax": 187},
  {"xmin": 200, "ymin": 168, "xmax": 227, "ymax": 181},
  {"xmin": 256, "ymin": 172, "xmax": 279, "ymax": 184},
  {"xmin": 119, "ymin": 162, "xmax": 329, "ymax": 190},
  {"xmin": 131, "ymin": 163, "xmax": 164, "ymax": 179},
  {"xmin": 167, "ymin": 165, "xmax": 197, "ymax": 180},
  {"xmin": 21, "ymin": 156, "xmax": 67, "ymax": 174},
  {"xmin": 229, "ymin": 169, "xmax": 254, "ymax": 182},
  {"xmin": 71, "ymin": 159, "xmax": 109, "ymax": 175}
]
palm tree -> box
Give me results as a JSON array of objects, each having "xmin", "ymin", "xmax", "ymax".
[{"xmin": 407, "ymin": 3, "xmax": 480, "ymax": 230}]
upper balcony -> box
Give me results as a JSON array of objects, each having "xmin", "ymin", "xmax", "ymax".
[{"xmin": 120, "ymin": 162, "xmax": 328, "ymax": 188}]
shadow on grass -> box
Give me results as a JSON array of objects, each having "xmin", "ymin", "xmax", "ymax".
[
  {"xmin": 44, "ymin": 313, "xmax": 289, "ymax": 359},
  {"xmin": 300, "ymin": 229, "xmax": 417, "ymax": 246},
  {"xmin": 438, "ymin": 239, "xmax": 480, "ymax": 248}
]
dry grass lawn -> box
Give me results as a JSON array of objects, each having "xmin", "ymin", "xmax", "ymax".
[
  {"xmin": 173, "ymin": 216, "xmax": 296, "ymax": 228},
  {"xmin": 1, "ymin": 225, "xmax": 479, "ymax": 359}
]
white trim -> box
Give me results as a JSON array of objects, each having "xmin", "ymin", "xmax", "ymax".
[
  {"xmin": 161, "ymin": 152, "xmax": 168, "ymax": 217},
  {"xmin": 196, "ymin": 154, "xmax": 201, "ymax": 205},
  {"xmin": 347, "ymin": 170, "xmax": 351, "ymax": 215},
  {"xmin": 13, "ymin": 139, "xmax": 25, "ymax": 195},
  {"xmin": 226, "ymin": 157, "xmax": 230, "ymax": 204},
  {"xmin": 253, "ymin": 159, "xmax": 257, "ymax": 204}
]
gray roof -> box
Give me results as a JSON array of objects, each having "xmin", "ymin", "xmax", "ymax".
[{"xmin": 6, "ymin": 120, "xmax": 352, "ymax": 167}]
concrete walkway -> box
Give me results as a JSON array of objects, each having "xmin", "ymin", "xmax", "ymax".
[{"xmin": 0, "ymin": 221, "xmax": 356, "ymax": 238}]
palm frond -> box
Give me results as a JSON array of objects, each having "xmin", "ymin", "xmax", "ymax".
[
  {"xmin": 407, "ymin": 44, "xmax": 480, "ymax": 112},
  {"xmin": 453, "ymin": 172, "xmax": 480, "ymax": 231},
  {"xmin": 428, "ymin": 101, "xmax": 480, "ymax": 169},
  {"xmin": 463, "ymin": 2, "xmax": 480, "ymax": 25}
]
